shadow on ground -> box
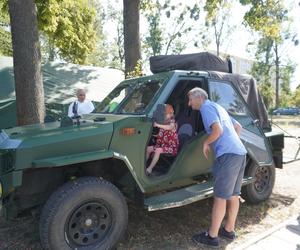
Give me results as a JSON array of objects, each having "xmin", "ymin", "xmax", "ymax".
[{"xmin": 0, "ymin": 191, "xmax": 297, "ymax": 250}]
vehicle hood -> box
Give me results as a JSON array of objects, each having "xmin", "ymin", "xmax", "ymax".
[
  {"xmin": 0, "ymin": 117, "xmax": 118, "ymax": 171},
  {"xmin": 1, "ymin": 119, "xmax": 112, "ymax": 148}
]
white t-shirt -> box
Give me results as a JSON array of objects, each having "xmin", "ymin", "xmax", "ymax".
[{"xmin": 68, "ymin": 100, "xmax": 95, "ymax": 118}]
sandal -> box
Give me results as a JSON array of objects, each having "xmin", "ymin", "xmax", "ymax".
[{"xmin": 146, "ymin": 168, "xmax": 152, "ymax": 176}]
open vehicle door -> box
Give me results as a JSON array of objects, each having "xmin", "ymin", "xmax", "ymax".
[{"xmin": 208, "ymin": 80, "xmax": 273, "ymax": 166}]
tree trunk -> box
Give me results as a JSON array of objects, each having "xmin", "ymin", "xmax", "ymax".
[
  {"xmin": 123, "ymin": 0, "xmax": 141, "ymax": 77},
  {"xmin": 274, "ymin": 43, "xmax": 280, "ymax": 108},
  {"xmin": 8, "ymin": 0, "xmax": 45, "ymax": 125}
]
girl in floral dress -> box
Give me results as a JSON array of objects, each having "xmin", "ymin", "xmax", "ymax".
[{"xmin": 146, "ymin": 104, "xmax": 179, "ymax": 175}]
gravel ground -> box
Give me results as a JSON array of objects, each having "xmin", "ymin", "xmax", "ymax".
[{"xmin": 0, "ymin": 125, "xmax": 299, "ymax": 250}]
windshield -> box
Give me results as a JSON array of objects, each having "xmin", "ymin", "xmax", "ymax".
[{"xmin": 94, "ymin": 78, "xmax": 163, "ymax": 114}]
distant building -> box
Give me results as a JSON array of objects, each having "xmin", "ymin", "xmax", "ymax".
[
  {"xmin": 213, "ymin": 51, "xmax": 254, "ymax": 75},
  {"xmin": 231, "ymin": 56, "xmax": 253, "ymax": 75},
  {"xmin": 213, "ymin": 51, "xmax": 279, "ymax": 90}
]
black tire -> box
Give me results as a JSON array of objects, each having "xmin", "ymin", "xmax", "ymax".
[
  {"xmin": 39, "ymin": 177, "xmax": 128, "ymax": 250},
  {"xmin": 241, "ymin": 162, "xmax": 275, "ymax": 204}
]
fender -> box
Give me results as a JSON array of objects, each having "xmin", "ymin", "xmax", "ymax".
[
  {"xmin": 32, "ymin": 150, "xmax": 145, "ymax": 193},
  {"xmin": 32, "ymin": 149, "xmax": 114, "ymax": 167}
]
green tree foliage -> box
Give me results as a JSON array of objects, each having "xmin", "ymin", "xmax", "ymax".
[
  {"xmin": 0, "ymin": 10, "xmax": 12, "ymax": 56},
  {"xmin": 104, "ymin": 3, "xmax": 125, "ymax": 70},
  {"xmin": 279, "ymin": 64, "xmax": 295, "ymax": 107},
  {"xmin": 86, "ymin": 2, "xmax": 125, "ymax": 71},
  {"xmin": 250, "ymin": 60, "xmax": 274, "ymax": 109},
  {"xmin": 204, "ymin": 0, "xmax": 220, "ymax": 20},
  {"xmin": 280, "ymin": 64, "xmax": 295, "ymax": 94},
  {"xmin": 292, "ymin": 87, "xmax": 300, "ymax": 107},
  {"xmin": 0, "ymin": 0, "xmax": 97, "ymax": 64},
  {"xmin": 250, "ymin": 34, "xmax": 296, "ymax": 109},
  {"xmin": 36, "ymin": 0, "xmax": 96, "ymax": 64},
  {"xmin": 205, "ymin": 0, "xmax": 285, "ymax": 39},
  {"xmin": 202, "ymin": 0, "xmax": 236, "ymax": 56},
  {"xmin": 240, "ymin": 0, "xmax": 287, "ymax": 39},
  {"xmin": 141, "ymin": 0, "xmax": 200, "ymax": 56},
  {"xmin": 141, "ymin": 0, "xmax": 163, "ymax": 56},
  {"xmin": 247, "ymin": 0, "xmax": 298, "ymax": 108},
  {"xmin": 85, "ymin": 1, "xmax": 110, "ymax": 67}
]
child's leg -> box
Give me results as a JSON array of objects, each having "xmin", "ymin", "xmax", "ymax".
[
  {"xmin": 146, "ymin": 146, "xmax": 154, "ymax": 160},
  {"xmin": 146, "ymin": 148, "xmax": 163, "ymax": 174}
]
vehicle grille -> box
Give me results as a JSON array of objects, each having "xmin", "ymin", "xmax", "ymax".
[{"xmin": 0, "ymin": 152, "xmax": 14, "ymax": 175}]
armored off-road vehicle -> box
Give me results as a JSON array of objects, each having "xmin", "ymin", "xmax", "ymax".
[{"xmin": 0, "ymin": 53, "xmax": 284, "ymax": 249}]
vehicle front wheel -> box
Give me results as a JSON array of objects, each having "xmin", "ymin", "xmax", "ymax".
[
  {"xmin": 241, "ymin": 162, "xmax": 275, "ymax": 204},
  {"xmin": 39, "ymin": 177, "xmax": 128, "ymax": 250}
]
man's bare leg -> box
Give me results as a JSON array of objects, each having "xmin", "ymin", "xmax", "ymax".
[
  {"xmin": 224, "ymin": 196, "xmax": 239, "ymax": 232},
  {"xmin": 208, "ymin": 197, "xmax": 226, "ymax": 237}
]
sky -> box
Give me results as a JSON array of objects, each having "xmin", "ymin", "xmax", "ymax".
[{"xmin": 103, "ymin": 0, "xmax": 300, "ymax": 90}]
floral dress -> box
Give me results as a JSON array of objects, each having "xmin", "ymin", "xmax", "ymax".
[{"xmin": 154, "ymin": 119, "xmax": 179, "ymax": 156}]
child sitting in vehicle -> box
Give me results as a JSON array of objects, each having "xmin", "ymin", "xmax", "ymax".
[{"xmin": 146, "ymin": 104, "xmax": 179, "ymax": 175}]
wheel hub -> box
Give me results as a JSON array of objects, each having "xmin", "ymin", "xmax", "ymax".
[
  {"xmin": 65, "ymin": 201, "xmax": 112, "ymax": 247},
  {"xmin": 85, "ymin": 218, "xmax": 93, "ymax": 227},
  {"xmin": 254, "ymin": 166, "xmax": 270, "ymax": 193}
]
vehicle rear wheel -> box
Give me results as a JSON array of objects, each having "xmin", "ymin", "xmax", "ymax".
[
  {"xmin": 241, "ymin": 162, "xmax": 275, "ymax": 204},
  {"xmin": 39, "ymin": 177, "xmax": 128, "ymax": 250}
]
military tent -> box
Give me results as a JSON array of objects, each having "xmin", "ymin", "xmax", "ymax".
[{"xmin": 0, "ymin": 57, "xmax": 124, "ymax": 129}]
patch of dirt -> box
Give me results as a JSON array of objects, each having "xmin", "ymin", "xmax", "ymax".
[{"xmin": 0, "ymin": 127, "xmax": 299, "ymax": 250}]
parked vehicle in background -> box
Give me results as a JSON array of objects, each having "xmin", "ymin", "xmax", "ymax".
[{"xmin": 272, "ymin": 107, "xmax": 300, "ymax": 116}]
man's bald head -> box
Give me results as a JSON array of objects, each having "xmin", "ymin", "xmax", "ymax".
[{"xmin": 76, "ymin": 89, "xmax": 86, "ymax": 102}]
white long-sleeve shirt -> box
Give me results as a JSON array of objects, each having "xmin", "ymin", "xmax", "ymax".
[{"xmin": 68, "ymin": 100, "xmax": 95, "ymax": 118}]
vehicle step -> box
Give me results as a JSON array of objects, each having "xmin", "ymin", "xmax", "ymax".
[{"xmin": 145, "ymin": 176, "xmax": 253, "ymax": 211}]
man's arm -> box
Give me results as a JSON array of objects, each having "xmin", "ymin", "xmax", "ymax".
[
  {"xmin": 230, "ymin": 117, "xmax": 242, "ymax": 136},
  {"xmin": 68, "ymin": 102, "xmax": 74, "ymax": 117},
  {"xmin": 203, "ymin": 122, "xmax": 223, "ymax": 159}
]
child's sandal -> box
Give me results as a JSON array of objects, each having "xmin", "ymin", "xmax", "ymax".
[{"xmin": 146, "ymin": 168, "xmax": 151, "ymax": 176}]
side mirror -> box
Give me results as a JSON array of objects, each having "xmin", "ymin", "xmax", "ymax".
[
  {"xmin": 44, "ymin": 115, "xmax": 55, "ymax": 123},
  {"xmin": 252, "ymin": 119, "xmax": 260, "ymax": 126}
]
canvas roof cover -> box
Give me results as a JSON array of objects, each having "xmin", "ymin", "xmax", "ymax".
[
  {"xmin": 150, "ymin": 52, "xmax": 230, "ymax": 74},
  {"xmin": 0, "ymin": 57, "xmax": 124, "ymax": 128}
]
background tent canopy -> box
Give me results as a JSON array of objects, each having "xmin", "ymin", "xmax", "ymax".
[
  {"xmin": 0, "ymin": 57, "xmax": 124, "ymax": 128},
  {"xmin": 0, "ymin": 57, "xmax": 124, "ymax": 104}
]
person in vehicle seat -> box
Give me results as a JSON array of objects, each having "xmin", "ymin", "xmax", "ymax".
[
  {"xmin": 187, "ymin": 87, "xmax": 247, "ymax": 248},
  {"xmin": 146, "ymin": 104, "xmax": 179, "ymax": 175},
  {"xmin": 68, "ymin": 89, "xmax": 95, "ymax": 118}
]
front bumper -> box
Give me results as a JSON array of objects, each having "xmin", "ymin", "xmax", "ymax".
[{"xmin": 0, "ymin": 170, "xmax": 23, "ymax": 199}]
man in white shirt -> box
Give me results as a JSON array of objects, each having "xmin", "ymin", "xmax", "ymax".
[{"xmin": 68, "ymin": 89, "xmax": 95, "ymax": 118}]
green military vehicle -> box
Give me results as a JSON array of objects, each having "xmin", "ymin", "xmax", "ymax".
[{"xmin": 0, "ymin": 53, "xmax": 284, "ymax": 249}]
